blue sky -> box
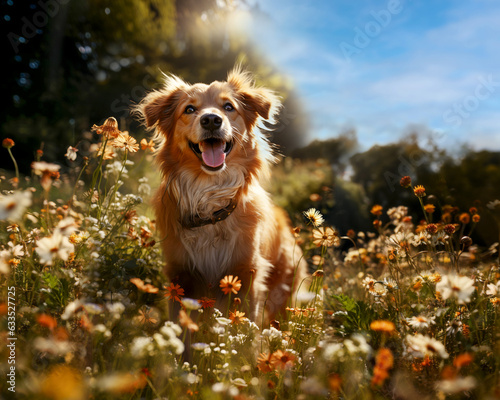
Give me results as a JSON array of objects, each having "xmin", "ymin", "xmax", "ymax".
[{"xmin": 245, "ymin": 0, "xmax": 500, "ymax": 152}]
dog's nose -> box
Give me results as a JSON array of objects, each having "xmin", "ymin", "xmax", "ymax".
[{"xmin": 200, "ymin": 113, "xmax": 223, "ymax": 131}]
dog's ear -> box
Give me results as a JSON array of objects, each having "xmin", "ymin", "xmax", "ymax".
[
  {"xmin": 227, "ymin": 68, "xmax": 281, "ymax": 126},
  {"xmin": 136, "ymin": 74, "xmax": 188, "ymax": 136}
]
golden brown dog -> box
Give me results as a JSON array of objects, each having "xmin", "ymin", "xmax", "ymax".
[{"xmin": 137, "ymin": 68, "xmax": 308, "ymax": 322}]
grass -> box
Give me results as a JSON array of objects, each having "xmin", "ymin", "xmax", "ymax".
[{"xmin": 1, "ymin": 121, "xmax": 500, "ymax": 399}]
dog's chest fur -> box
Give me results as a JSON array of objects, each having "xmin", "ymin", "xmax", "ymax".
[
  {"xmin": 171, "ymin": 168, "xmax": 248, "ymax": 284},
  {"xmin": 180, "ymin": 219, "xmax": 240, "ymax": 285}
]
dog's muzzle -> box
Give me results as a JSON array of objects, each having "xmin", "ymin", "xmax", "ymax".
[
  {"xmin": 189, "ymin": 113, "xmax": 233, "ymax": 171},
  {"xmin": 189, "ymin": 138, "xmax": 233, "ymax": 171}
]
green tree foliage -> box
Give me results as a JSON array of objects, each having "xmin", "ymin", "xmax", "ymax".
[
  {"xmin": 349, "ymin": 135, "xmax": 440, "ymax": 207},
  {"xmin": 291, "ymin": 129, "xmax": 358, "ymax": 173},
  {"xmin": 2, "ymin": 0, "xmax": 308, "ymax": 173}
]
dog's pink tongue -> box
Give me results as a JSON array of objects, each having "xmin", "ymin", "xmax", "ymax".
[{"xmin": 200, "ymin": 140, "xmax": 226, "ymax": 168}]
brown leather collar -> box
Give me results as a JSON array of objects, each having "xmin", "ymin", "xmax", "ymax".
[{"xmin": 181, "ymin": 194, "xmax": 239, "ymax": 229}]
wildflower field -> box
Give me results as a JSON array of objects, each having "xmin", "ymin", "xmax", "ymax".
[{"xmin": 2, "ymin": 120, "xmax": 500, "ymax": 400}]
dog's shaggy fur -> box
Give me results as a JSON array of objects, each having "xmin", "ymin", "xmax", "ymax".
[{"xmin": 137, "ymin": 68, "xmax": 308, "ymax": 322}]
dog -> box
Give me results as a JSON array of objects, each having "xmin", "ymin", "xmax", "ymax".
[{"xmin": 136, "ymin": 67, "xmax": 309, "ymax": 323}]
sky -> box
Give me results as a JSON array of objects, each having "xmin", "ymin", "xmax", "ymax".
[{"xmin": 245, "ymin": 0, "xmax": 500, "ymax": 152}]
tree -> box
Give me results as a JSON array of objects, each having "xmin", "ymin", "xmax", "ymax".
[
  {"xmin": 1, "ymin": 0, "xmax": 306, "ymax": 173},
  {"xmin": 291, "ymin": 130, "xmax": 358, "ymax": 173}
]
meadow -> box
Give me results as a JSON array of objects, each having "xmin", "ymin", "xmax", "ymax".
[{"xmin": 1, "ymin": 119, "xmax": 500, "ymax": 400}]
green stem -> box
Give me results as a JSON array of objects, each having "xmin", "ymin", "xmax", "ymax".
[{"xmin": 7, "ymin": 148, "xmax": 19, "ymax": 182}]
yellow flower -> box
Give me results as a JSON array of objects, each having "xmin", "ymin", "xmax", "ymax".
[
  {"xmin": 413, "ymin": 185, "xmax": 426, "ymax": 198},
  {"xmin": 303, "ymin": 208, "xmax": 324, "ymax": 227},
  {"xmin": 312, "ymin": 227, "xmax": 340, "ymax": 247},
  {"xmin": 229, "ymin": 310, "xmax": 247, "ymax": 324}
]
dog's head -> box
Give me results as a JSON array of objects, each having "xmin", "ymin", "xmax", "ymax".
[{"xmin": 136, "ymin": 68, "xmax": 281, "ymax": 175}]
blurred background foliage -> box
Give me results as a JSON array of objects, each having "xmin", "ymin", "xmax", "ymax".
[{"xmin": 2, "ymin": 0, "xmax": 500, "ymax": 247}]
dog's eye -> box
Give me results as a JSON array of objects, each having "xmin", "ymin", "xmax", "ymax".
[
  {"xmin": 184, "ymin": 105, "xmax": 196, "ymax": 114},
  {"xmin": 223, "ymin": 103, "xmax": 234, "ymax": 112}
]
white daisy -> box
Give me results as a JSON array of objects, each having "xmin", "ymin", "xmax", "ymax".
[
  {"xmin": 436, "ymin": 274, "xmax": 475, "ymax": 304},
  {"xmin": 0, "ymin": 190, "xmax": 32, "ymax": 221},
  {"xmin": 303, "ymin": 208, "xmax": 324, "ymax": 227},
  {"xmin": 407, "ymin": 315, "xmax": 435, "ymax": 330},
  {"xmin": 406, "ymin": 333, "xmax": 448, "ymax": 359},
  {"xmin": 35, "ymin": 231, "xmax": 74, "ymax": 265}
]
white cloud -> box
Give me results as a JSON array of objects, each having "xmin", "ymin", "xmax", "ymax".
[{"xmin": 251, "ymin": 1, "xmax": 500, "ymax": 151}]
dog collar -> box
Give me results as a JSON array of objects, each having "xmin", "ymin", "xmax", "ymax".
[{"xmin": 181, "ymin": 196, "xmax": 239, "ymax": 229}]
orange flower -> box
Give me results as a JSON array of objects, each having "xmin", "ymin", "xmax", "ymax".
[
  {"xmin": 413, "ymin": 185, "xmax": 426, "ymax": 198},
  {"xmin": 140, "ymin": 138, "xmax": 155, "ymax": 152},
  {"xmin": 270, "ymin": 350, "xmax": 296, "ymax": 370},
  {"xmin": 92, "ymin": 116, "xmax": 121, "ymax": 139},
  {"xmin": 371, "ymin": 367, "xmax": 389, "ymax": 387},
  {"xmin": 370, "ymin": 320, "xmax": 395, "ymax": 334},
  {"xmin": 459, "ymin": 212, "xmax": 470, "ymax": 224},
  {"xmin": 370, "ymin": 205, "xmax": 383, "ymax": 216},
  {"xmin": 328, "ymin": 373, "xmax": 342, "ymax": 392},
  {"xmin": 198, "ymin": 297, "xmax": 216, "ymax": 308},
  {"xmin": 371, "ymin": 348, "xmax": 394, "ymax": 387},
  {"xmin": 130, "ymin": 278, "xmax": 159, "ymax": 294},
  {"xmin": 164, "ymin": 283, "xmax": 185, "ymax": 302},
  {"xmin": 412, "ymin": 279, "xmax": 423, "ymax": 292},
  {"xmin": 2, "ymin": 138, "xmax": 15, "ymax": 148},
  {"xmin": 229, "ymin": 310, "xmax": 247, "ymax": 324},
  {"xmin": 220, "ymin": 275, "xmax": 242, "ymax": 295},
  {"xmin": 179, "ymin": 309, "xmax": 199, "ymax": 332},
  {"xmin": 37, "ymin": 314, "xmax": 58, "ymax": 330},
  {"xmin": 472, "ymin": 214, "xmax": 480, "ymax": 223},
  {"xmin": 257, "ymin": 352, "xmax": 273, "ymax": 372},
  {"xmin": 424, "ymin": 204, "xmax": 436, "ymax": 214},
  {"xmin": 375, "ymin": 348, "xmax": 394, "ymax": 370},
  {"xmin": 453, "ymin": 353, "xmax": 474, "ymax": 369}
]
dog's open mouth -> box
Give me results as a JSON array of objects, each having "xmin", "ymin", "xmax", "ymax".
[{"xmin": 189, "ymin": 139, "xmax": 233, "ymax": 171}]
